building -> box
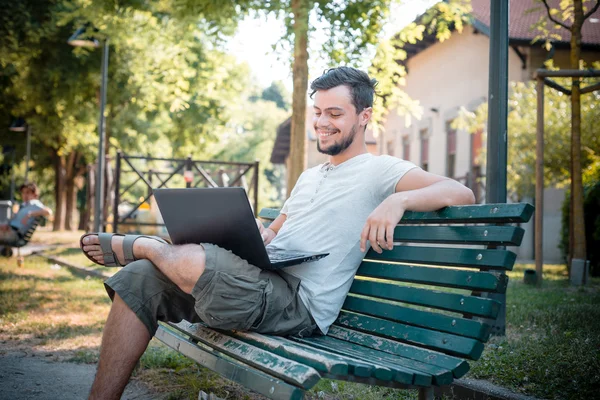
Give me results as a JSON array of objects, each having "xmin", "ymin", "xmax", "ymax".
[{"xmin": 382, "ymin": 0, "xmax": 600, "ymax": 262}]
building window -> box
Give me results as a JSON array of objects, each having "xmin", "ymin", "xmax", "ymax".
[
  {"xmin": 420, "ymin": 128, "xmax": 429, "ymax": 171},
  {"xmin": 402, "ymin": 135, "xmax": 410, "ymax": 161},
  {"xmin": 446, "ymin": 120, "xmax": 456, "ymax": 178}
]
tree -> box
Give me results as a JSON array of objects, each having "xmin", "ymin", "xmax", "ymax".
[{"xmin": 536, "ymin": 0, "xmax": 600, "ymax": 270}]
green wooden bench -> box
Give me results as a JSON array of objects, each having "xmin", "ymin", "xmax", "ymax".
[
  {"xmin": 0, "ymin": 217, "xmax": 44, "ymax": 266},
  {"xmin": 155, "ymin": 203, "xmax": 533, "ymax": 400}
]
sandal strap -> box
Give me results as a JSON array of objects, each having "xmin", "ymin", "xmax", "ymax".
[
  {"xmin": 98, "ymin": 233, "xmax": 124, "ymax": 267},
  {"xmin": 122, "ymin": 235, "xmax": 167, "ymax": 264}
]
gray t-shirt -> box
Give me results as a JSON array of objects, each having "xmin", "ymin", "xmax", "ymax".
[
  {"xmin": 268, "ymin": 153, "xmax": 417, "ymax": 334},
  {"xmin": 10, "ymin": 199, "xmax": 45, "ymax": 236}
]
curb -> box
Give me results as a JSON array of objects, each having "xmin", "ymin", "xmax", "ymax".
[
  {"xmin": 435, "ymin": 378, "xmax": 543, "ymax": 400},
  {"xmin": 35, "ymin": 253, "xmax": 111, "ymax": 280}
]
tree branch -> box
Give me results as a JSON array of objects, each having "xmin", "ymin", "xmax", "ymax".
[
  {"xmin": 583, "ymin": 0, "xmax": 600, "ymax": 20},
  {"xmin": 541, "ymin": 0, "xmax": 571, "ymax": 30}
]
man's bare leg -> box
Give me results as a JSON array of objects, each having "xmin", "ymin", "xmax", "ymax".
[
  {"xmin": 82, "ymin": 235, "xmax": 205, "ymax": 293},
  {"xmin": 89, "ymin": 293, "xmax": 151, "ymax": 400}
]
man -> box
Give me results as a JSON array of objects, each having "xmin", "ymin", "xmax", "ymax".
[
  {"xmin": 0, "ymin": 182, "xmax": 52, "ymax": 245},
  {"xmin": 81, "ymin": 66, "xmax": 475, "ymax": 399}
]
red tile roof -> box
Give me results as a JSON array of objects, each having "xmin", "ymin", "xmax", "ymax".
[{"xmin": 471, "ymin": 0, "xmax": 600, "ymax": 46}]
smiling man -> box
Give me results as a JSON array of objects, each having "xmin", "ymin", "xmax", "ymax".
[{"xmin": 81, "ymin": 66, "xmax": 475, "ymax": 400}]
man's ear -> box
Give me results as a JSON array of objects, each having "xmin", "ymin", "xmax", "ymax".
[{"xmin": 360, "ymin": 107, "xmax": 373, "ymax": 127}]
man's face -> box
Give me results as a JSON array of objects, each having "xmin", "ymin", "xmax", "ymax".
[
  {"xmin": 313, "ymin": 85, "xmax": 366, "ymax": 156},
  {"xmin": 20, "ymin": 188, "xmax": 35, "ymax": 202}
]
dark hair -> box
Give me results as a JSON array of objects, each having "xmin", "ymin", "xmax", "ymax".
[
  {"xmin": 19, "ymin": 182, "xmax": 39, "ymax": 197},
  {"xmin": 309, "ymin": 66, "xmax": 378, "ymax": 114}
]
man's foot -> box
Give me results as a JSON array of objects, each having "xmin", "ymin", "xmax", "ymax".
[{"xmin": 80, "ymin": 233, "xmax": 167, "ymax": 267}]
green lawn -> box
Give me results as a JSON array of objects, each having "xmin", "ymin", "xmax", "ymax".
[{"xmin": 2, "ymin": 245, "xmax": 598, "ymax": 400}]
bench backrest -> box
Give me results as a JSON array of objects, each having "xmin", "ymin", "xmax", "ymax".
[
  {"xmin": 259, "ymin": 203, "xmax": 533, "ymax": 362},
  {"xmin": 15, "ymin": 217, "xmax": 43, "ymax": 247}
]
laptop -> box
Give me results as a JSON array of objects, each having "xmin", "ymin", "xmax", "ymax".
[{"xmin": 153, "ymin": 187, "xmax": 329, "ymax": 270}]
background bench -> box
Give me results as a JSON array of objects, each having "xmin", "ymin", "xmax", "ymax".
[{"xmin": 155, "ymin": 203, "xmax": 533, "ymax": 400}]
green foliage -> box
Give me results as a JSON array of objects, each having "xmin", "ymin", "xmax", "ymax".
[
  {"xmin": 560, "ymin": 158, "xmax": 600, "ymax": 276},
  {"xmin": 260, "ymin": 80, "xmax": 291, "ymax": 111},
  {"xmin": 456, "ymin": 81, "xmax": 600, "ymax": 200}
]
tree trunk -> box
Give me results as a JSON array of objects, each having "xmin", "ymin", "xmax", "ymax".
[
  {"xmin": 288, "ymin": 0, "xmax": 310, "ymax": 196},
  {"xmin": 570, "ymin": 0, "xmax": 587, "ymax": 268},
  {"xmin": 64, "ymin": 152, "xmax": 77, "ymax": 231},
  {"xmin": 53, "ymin": 153, "xmax": 66, "ymax": 231},
  {"xmin": 78, "ymin": 164, "xmax": 94, "ymax": 232}
]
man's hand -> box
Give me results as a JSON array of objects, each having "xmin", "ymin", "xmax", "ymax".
[
  {"xmin": 256, "ymin": 218, "xmax": 276, "ymax": 245},
  {"xmin": 360, "ymin": 195, "xmax": 406, "ymax": 253}
]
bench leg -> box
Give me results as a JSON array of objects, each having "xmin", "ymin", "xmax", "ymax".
[
  {"xmin": 418, "ymin": 387, "xmax": 434, "ymax": 400},
  {"xmin": 16, "ymin": 247, "xmax": 23, "ymax": 268}
]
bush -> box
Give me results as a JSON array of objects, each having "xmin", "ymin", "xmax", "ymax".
[{"xmin": 560, "ymin": 179, "xmax": 600, "ymax": 277}]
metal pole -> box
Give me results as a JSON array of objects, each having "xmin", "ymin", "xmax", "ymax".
[
  {"xmin": 486, "ymin": 0, "xmax": 509, "ymax": 203},
  {"xmin": 25, "ymin": 125, "xmax": 31, "ymax": 182},
  {"xmin": 94, "ymin": 38, "xmax": 109, "ymax": 232},
  {"xmin": 253, "ymin": 160, "xmax": 259, "ymax": 216},
  {"xmin": 535, "ymin": 78, "xmax": 544, "ymax": 286},
  {"xmin": 113, "ymin": 151, "xmax": 121, "ymax": 234},
  {"xmin": 484, "ymin": 0, "xmax": 509, "ymax": 336}
]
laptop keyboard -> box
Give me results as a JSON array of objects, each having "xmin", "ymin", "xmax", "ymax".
[{"xmin": 267, "ymin": 247, "xmax": 308, "ymax": 262}]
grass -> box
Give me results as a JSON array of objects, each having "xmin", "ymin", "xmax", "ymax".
[
  {"xmin": 2, "ymin": 239, "xmax": 599, "ymax": 399},
  {"xmin": 468, "ymin": 263, "xmax": 600, "ymax": 400}
]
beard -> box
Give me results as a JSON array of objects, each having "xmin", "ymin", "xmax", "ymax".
[{"xmin": 317, "ymin": 124, "xmax": 359, "ymax": 156}]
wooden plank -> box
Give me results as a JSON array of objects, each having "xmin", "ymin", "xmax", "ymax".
[
  {"xmin": 260, "ymin": 203, "xmax": 534, "ymax": 224},
  {"xmin": 349, "ymin": 280, "xmax": 501, "ymax": 318},
  {"xmin": 365, "ymin": 246, "xmax": 517, "ymax": 270},
  {"xmin": 342, "ymin": 295, "xmax": 491, "ymax": 340},
  {"xmin": 356, "ymin": 262, "xmax": 508, "ymax": 293},
  {"xmin": 399, "ymin": 203, "xmax": 534, "ymax": 224},
  {"xmin": 327, "ymin": 326, "xmax": 470, "ymax": 379},
  {"xmin": 155, "ymin": 326, "xmax": 304, "ymax": 400},
  {"xmin": 227, "ymin": 331, "xmax": 350, "ymax": 375},
  {"xmin": 170, "ymin": 321, "xmax": 321, "ymax": 389},
  {"xmin": 336, "ymin": 312, "xmax": 484, "ymax": 360},
  {"xmin": 259, "ymin": 208, "xmax": 280, "ymax": 221},
  {"xmin": 392, "ymin": 225, "xmax": 524, "ymax": 246},
  {"xmin": 296, "ymin": 336, "xmax": 453, "ymax": 386}
]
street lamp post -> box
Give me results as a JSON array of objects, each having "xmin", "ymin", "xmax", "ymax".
[
  {"xmin": 9, "ymin": 118, "xmax": 31, "ymax": 182},
  {"xmin": 68, "ymin": 26, "xmax": 109, "ymax": 232}
]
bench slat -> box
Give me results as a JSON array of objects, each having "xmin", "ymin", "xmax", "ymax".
[
  {"xmin": 156, "ymin": 326, "xmax": 304, "ymax": 400},
  {"xmin": 294, "ymin": 337, "xmax": 429, "ymax": 386},
  {"xmin": 357, "ymin": 262, "xmax": 508, "ymax": 293},
  {"xmin": 393, "ymin": 225, "xmax": 524, "ymax": 245},
  {"xmin": 336, "ymin": 311, "xmax": 484, "ymax": 360},
  {"xmin": 171, "ymin": 322, "xmax": 321, "ymax": 390},
  {"xmin": 349, "ymin": 280, "xmax": 500, "ymax": 318},
  {"xmin": 343, "ymin": 295, "xmax": 490, "ymax": 340},
  {"xmin": 260, "ymin": 203, "xmax": 534, "ymax": 224},
  {"xmin": 400, "ymin": 203, "xmax": 534, "ymax": 223},
  {"xmin": 227, "ymin": 331, "xmax": 354, "ymax": 376},
  {"xmin": 366, "ymin": 246, "xmax": 517, "ymax": 270},
  {"xmin": 297, "ymin": 336, "xmax": 456, "ymax": 386},
  {"xmin": 326, "ymin": 326, "xmax": 470, "ymax": 379}
]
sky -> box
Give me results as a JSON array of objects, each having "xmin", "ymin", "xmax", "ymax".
[{"xmin": 226, "ymin": 0, "xmax": 439, "ymax": 91}]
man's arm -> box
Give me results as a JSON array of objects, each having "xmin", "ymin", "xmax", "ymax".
[
  {"xmin": 360, "ymin": 168, "xmax": 475, "ymax": 253},
  {"xmin": 256, "ymin": 213, "xmax": 287, "ymax": 245},
  {"xmin": 20, "ymin": 205, "xmax": 53, "ymax": 225}
]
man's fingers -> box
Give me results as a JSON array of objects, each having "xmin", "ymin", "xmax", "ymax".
[
  {"xmin": 369, "ymin": 226, "xmax": 382, "ymax": 254},
  {"xmin": 360, "ymin": 224, "xmax": 370, "ymax": 252},
  {"xmin": 376, "ymin": 225, "xmax": 386, "ymax": 250},
  {"xmin": 386, "ymin": 224, "xmax": 395, "ymax": 250}
]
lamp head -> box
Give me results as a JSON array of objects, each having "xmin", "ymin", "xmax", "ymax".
[
  {"xmin": 68, "ymin": 25, "xmax": 99, "ymax": 48},
  {"xmin": 9, "ymin": 118, "xmax": 26, "ymax": 132}
]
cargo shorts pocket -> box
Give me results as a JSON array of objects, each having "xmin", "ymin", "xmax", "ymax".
[{"xmin": 193, "ymin": 271, "xmax": 270, "ymax": 331}]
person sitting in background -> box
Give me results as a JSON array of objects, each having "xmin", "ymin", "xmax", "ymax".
[{"xmin": 0, "ymin": 182, "xmax": 52, "ymax": 245}]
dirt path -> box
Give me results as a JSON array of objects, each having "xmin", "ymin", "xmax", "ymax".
[{"xmin": 0, "ymin": 347, "xmax": 159, "ymax": 400}]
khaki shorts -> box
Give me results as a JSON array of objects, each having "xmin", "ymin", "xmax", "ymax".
[{"xmin": 104, "ymin": 243, "xmax": 318, "ymax": 338}]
